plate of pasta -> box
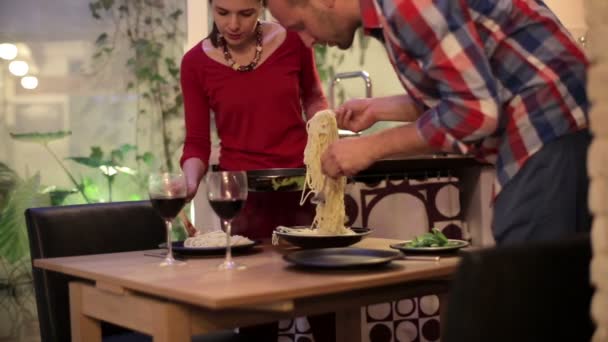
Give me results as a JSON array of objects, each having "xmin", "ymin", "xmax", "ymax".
[
  {"xmin": 273, "ymin": 110, "xmax": 373, "ymax": 249},
  {"xmin": 273, "ymin": 226, "xmax": 372, "ymax": 249},
  {"xmin": 165, "ymin": 230, "xmax": 259, "ymax": 255}
]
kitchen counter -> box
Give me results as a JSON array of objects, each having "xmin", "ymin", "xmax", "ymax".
[{"xmin": 354, "ymin": 154, "xmax": 484, "ymax": 180}]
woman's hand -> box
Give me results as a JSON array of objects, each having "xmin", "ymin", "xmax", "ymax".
[
  {"xmin": 186, "ymin": 178, "xmax": 200, "ymax": 202},
  {"xmin": 182, "ymin": 158, "xmax": 207, "ymax": 202}
]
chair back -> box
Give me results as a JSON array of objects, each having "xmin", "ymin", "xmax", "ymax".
[
  {"xmin": 443, "ymin": 233, "xmax": 595, "ymax": 342},
  {"xmin": 26, "ymin": 201, "xmax": 165, "ymax": 342}
]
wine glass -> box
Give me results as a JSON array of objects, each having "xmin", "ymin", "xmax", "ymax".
[
  {"xmin": 148, "ymin": 172, "xmax": 187, "ymax": 266},
  {"xmin": 206, "ymin": 170, "xmax": 248, "ymax": 270}
]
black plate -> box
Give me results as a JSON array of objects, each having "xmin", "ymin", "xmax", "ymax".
[
  {"xmin": 274, "ymin": 227, "xmax": 372, "ymax": 249},
  {"xmin": 283, "ymin": 247, "xmax": 401, "ymax": 269},
  {"xmin": 166, "ymin": 240, "xmax": 259, "ymax": 256}
]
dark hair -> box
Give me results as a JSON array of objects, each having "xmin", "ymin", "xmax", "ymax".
[{"xmin": 207, "ymin": 0, "xmax": 266, "ymax": 48}]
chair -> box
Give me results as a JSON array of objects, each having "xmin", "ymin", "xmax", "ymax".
[
  {"xmin": 442, "ymin": 233, "xmax": 595, "ymax": 342},
  {"xmin": 26, "ymin": 201, "xmax": 166, "ymax": 342},
  {"xmin": 27, "ymin": 201, "xmax": 244, "ymax": 342}
]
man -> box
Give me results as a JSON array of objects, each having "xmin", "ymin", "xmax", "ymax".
[{"xmin": 267, "ymin": 0, "xmax": 591, "ymax": 245}]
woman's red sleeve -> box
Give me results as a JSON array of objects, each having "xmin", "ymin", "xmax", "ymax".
[{"xmin": 179, "ymin": 49, "xmax": 211, "ymax": 168}]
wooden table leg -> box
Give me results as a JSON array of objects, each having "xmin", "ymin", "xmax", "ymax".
[
  {"xmin": 335, "ymin": 307, "xmax": 362, "ymax": 342},
  {"xmin": 151, "ymin": 303, "xmax": 192, "ymax": 342},
  {"xmin": 70, "ymin": 281, "xmax": 192, "ymax": 342},
  {"xmin": 69, "ymin": 282, "xmax": 102, "ymax": 342}
]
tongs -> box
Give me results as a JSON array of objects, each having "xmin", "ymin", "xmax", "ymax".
[{"xmin": 310, "ymin": 178, "xmax": 328, "ymax": 205}]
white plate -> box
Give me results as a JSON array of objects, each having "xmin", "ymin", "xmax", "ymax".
[{"xmin": 160, "ymin": 240, "xmax": 259, "ymax": 255}]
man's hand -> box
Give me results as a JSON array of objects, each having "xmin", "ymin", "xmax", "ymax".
[
  {"xmin": 336, "ymin": 95, "xmax": 423, "ymax": 133},
  {"xmin": 335, "ymin": 98, "xmax": 377, "ymax": 133},
  {"xmin": 321, "ymin": 124, "xmax": 434, "ymax": 178},
  {"xmin": 321, "ymin": 136, "xmax": 378, "ymax": 177}
]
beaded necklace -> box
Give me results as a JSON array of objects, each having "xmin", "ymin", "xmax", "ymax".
[{"xmin": 218, "ymin": 22, "xmax": 263, "ymax": 72}]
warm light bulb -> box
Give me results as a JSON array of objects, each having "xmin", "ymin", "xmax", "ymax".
[
  {"xmin": 8, "ymin": 60, "xmax": 29, "ymax": 76},
  {"xmin": 0, "ymin": 43, "xmax": 18, "ymax": 60},
  {"xmin": 21, "ymin": 76, "xmax": 38, "ymax": 90}
]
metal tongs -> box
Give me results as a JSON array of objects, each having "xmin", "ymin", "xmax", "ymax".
[{"xmin": 310, "ymin": 178, "xmax": 328, "ymax": 205}]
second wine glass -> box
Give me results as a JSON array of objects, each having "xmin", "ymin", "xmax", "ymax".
[{"xmin": 206, "ymin": 170, "xmax": 248, "ymax": 270}]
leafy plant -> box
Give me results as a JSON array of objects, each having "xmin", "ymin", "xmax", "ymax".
[
  {"xmin": 10, "ymin": 131, "xmax": 154, "ymax": 205},
  {"xmin": 0, "ymin": 172, "xmax": 49, "ymax": 264},
  {"xmin": 0, "ymin": 257, "xmax": 37, "ymax": 340},
  {"xmin": 0, "ymin": 163, "xmax": 43, "ymax": 339},
  {"xmin": 10, "ymin": 131, "xmax": 92, "ymax": 203},
  {"xmin": 0, "ymin": 163, "xmax": 18, "ymax": 211},
  {"xmin": 89, "ymin": 0, "xmax": 186, "ymax": 173},
  {"xmin": 67, "ymin": 144, "xmax": 141, "ymax": 202}
]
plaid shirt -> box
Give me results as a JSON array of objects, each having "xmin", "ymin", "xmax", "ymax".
[{"xmin": 361, "ymin": 0, "xmax": 589, "ymax": 194}]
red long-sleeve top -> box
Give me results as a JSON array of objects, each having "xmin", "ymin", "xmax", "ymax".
[{"xmin": 179, "ymin": 31, "xmax": 324, "ymax": 171}]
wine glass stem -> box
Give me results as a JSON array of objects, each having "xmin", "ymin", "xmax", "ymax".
[
  {"xmin": 224, "ymin": 219, "xmax": 232, "ymax": 264},
  {"xmin": 165, "ymin": 219, "xmax": 175, "ymax": 263}
]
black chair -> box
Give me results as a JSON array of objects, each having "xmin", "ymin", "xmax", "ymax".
[
  {"xmin": 26, "ymin": 201, "xmax": 166, "ymax": 342},
  {"xmin": 442, "ymin": 233, "xmax": 595, "ymax": 342},
  {"xmin": 26, "ymin": 201, "xmax": 243, "ymax": 342}
]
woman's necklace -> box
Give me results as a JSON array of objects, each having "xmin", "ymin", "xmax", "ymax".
[{"xmin": 219, "ymin": 22, "xmax": 263, "ymax": 72}]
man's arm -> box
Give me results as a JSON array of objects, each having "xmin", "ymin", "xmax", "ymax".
[{"xmin": 391, "ymin": 0, "xmax": 501, "ymax": 155}]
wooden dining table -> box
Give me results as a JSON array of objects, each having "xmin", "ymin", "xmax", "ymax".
[{"xmin": 33, "ymin": 237, "xmax": 461, "ymax": 342}]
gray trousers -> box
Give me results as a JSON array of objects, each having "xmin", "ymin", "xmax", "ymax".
[{"xmin": 493, "ymin": 129, "xmax": 592, "ymax": 245}]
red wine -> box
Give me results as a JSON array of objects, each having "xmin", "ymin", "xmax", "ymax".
[
  {"xmin": 150, "ymin": 197, "xmax": 186, "ymax": 220},
  {"xmin": 209, "ymin": 199, "xmax": 245, "ymax": 220}
]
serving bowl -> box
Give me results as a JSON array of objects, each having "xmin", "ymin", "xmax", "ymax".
[
  {"xmin": 273, "ymin": 226, "xmax": 372, "ymax": 249},
  {"xmin": 247, "ymin": 168, "xmax": 306, "ymax": 192}
]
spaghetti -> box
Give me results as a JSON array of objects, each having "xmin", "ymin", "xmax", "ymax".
[
  {"xmin": 300, "ymin": 110, "xmax": 352, "ymax": 235},
  {"xmin": 184, "ymin": 230, "xmax": 253, "ymax": 248}
]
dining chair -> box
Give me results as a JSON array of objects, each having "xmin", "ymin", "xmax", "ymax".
[
  {"xmin": 26, "ymin": 201, "xmax": 166, "ymax": 342},
  {"xmin": 26, "ymin": 201, "xmax": 243, "ymax": 342},
  {"xmin": 442, "ymin": 233, "xmax": 595, "ymax": 342}
]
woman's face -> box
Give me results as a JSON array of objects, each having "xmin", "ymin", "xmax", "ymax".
[{"xmin": 211, "ymin": 0, "xmax": 263, "ymax": 47}]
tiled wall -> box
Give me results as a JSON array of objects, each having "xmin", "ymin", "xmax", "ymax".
[{"xmin": 585, "ymin": 0, "xmax": 608, "ymax": 340}]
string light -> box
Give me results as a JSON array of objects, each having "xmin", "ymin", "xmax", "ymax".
[
  {"xmin": 1, "ymin": 43, "xmax": 39, "ymax": 90},
  {"xmin": 20, "ymin": 76, "xmax": 38, "ymax": 90},
  {"xmin": 0, "ymin": 43, "xmax": 17, "ymax": 60},
  {"xmin": 8, "ymin": 60, "xmax": 29, "ymax": 76}
]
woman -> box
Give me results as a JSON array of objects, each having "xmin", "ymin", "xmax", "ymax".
[
  {"xmin": 180, "ymin": 0, "xmax": 328, "ymax": 239},
  {"xmin": 180, "ymin": 2, "xmax": 332, "ymax": 340}
]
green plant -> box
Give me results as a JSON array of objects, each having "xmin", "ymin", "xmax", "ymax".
[
  {"xmin": 0, "ymin": 162, "xmax": 18, "ymax": 211},
  {"xmin": 10, "ymin": 131, "xmax": 92, "ymax": 203},
  {"xmin": 10, "ymin": 131, "xmax": 154, "ymax": 205},
  {"xmin": 0, "ymin": 257, "xmax": 37, "ymax": 340},
  {"xmin": 89, "ymin": 0, "xmax": 185, "ymax": 173},
  {"xmin": 0, "ymin": 169, "xmax": 49, "ymax": 264},
  {"xmin": 0, "ymin": 163, "xmax": 46, "ymax": 339},
  {"xmin": 66, "ymin": 144, "xmax": 153, "ymax": 202}
]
